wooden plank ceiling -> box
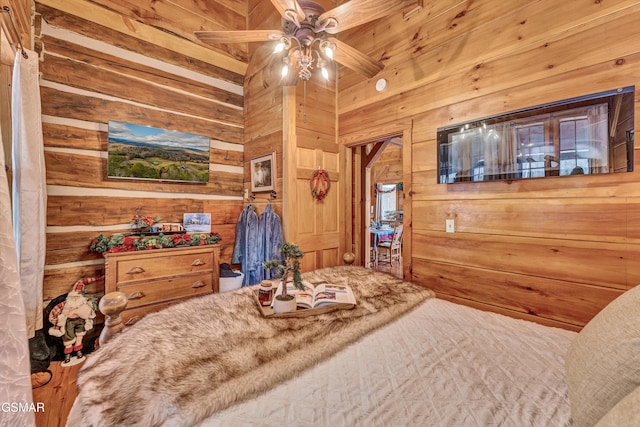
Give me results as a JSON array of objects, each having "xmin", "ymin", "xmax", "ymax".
[
  {"xmin": 39, "ymin": 0, "xmax": 425, "ymax": 83},
  {"xmin": 36, "ymin": 0, "xmax": 249, "ymax": 77}
]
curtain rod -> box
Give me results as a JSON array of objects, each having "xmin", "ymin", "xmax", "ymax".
[{"xmin": 1, "ymin": 6, "xmax": 28, "ymax": 59}]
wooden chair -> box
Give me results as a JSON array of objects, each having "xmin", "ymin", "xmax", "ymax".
[
  {"xmin": 378, "ymin": 224, "xmax": 403, "ymax": 266},
  {"xmin": 369, "ymin": 246, "xmax": 378, "ymax": 268}
]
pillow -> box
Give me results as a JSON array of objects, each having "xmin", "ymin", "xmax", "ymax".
[
  {"xmin": 595, "ymin": 386, "xmax": 640, "ymax": 427},
  {"xmin": 565, "ymin": 284, "xmax": 640, "ymax": 427}
]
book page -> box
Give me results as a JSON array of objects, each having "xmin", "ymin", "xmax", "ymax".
[
  {"xmin": 312, "ymin": 283, "xmax": 356, "ymax": 308},
  {"xmin": 293, "ymin": 281, "xmax": 315, "ymax": 309},
  {"xmin": 272, "ymin": 280, "xmax": 316, "ymax": 309}
]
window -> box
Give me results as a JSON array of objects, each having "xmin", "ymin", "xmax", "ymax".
[
  {"xmin": 516, "ymin": 122, "xmax": 546, "ymax": 178},
  {"xmin": 376, "ymin": 184, "xmax": 396, "ymax": 222},
  {"xmin": 559, "ymin": 116, "xmax": 590, "ymax": 175}
]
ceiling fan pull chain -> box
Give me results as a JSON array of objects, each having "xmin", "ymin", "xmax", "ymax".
[{"xmin": 303, "ymin": 79, "xmax": 307, "ymax": 123}]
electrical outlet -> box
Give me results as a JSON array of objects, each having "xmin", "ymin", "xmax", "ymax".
[{"xmin": 446, "ymin": 219, "xmax": 455, "ymax": 233}]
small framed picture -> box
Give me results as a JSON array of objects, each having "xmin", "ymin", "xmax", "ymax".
[
  {"xmin": 250, "ymin": 152, "xmax": 276, "ymax": 192},
  {"xmin": 183, "ymin": 213, "xmax": 211, "ymax": 233}
]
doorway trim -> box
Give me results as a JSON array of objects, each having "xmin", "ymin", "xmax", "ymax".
[{"xmin": 339, "ymin": 120, "xmax": 413, "ymax": 279}]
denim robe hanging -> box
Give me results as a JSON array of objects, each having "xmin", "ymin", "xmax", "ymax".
[
  {"xmin": 258, "ymin": 204, "xmax": 284, "ymax": 280},
  {"xmin": 231, "ymin": 205, "xmax": 260, "ymax": 286}
]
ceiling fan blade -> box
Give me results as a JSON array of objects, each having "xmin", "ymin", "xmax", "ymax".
[
  {"xmin": 328, "ymin": 38, "xmax": 383, "ymax": 78},
  {"xmin": 319, "ymin": 0, "xmax": 417, "ymax": 34},
  {"xmin": 270, "ymin": 0, "xmax": 306, "ymax": 23},
  {"xmin": 194, "ymin": 30, "xmax": 284, "ymax": 44}
]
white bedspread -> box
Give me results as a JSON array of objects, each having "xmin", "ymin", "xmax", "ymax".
[{"xmin": 198, "ymin": 298, "xmax": 575, "ymax": 427}]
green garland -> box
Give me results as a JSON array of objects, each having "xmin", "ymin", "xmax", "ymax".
[{"xmin": 90, "ymin": 232, "xmax": 220, "ymax": 254}]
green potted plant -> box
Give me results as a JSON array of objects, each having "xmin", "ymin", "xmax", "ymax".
[{"xmin": 262, "ymin": 242, "xmax": 304, "ymax": 313}]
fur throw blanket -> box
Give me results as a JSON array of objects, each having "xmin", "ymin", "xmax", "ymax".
[{"xmin": 70, "ymin": 266, "xmax": 434, "ymax": 427}]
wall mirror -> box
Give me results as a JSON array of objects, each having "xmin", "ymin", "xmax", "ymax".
[{"xmin": 437, "ymin": 86, "xmax": 635, "ymax": 184}]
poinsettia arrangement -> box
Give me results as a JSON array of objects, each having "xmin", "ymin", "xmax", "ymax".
[
  {"xmin": 89, "ymin": 232, "xmax": 220, "ymax": 254},
  {"xmin": 130, "ymin": 214, "xmax": 162, "ymax": 231}
]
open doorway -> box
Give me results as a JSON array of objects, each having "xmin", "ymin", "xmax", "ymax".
[{"xmin": 348, "ymin": 136, "xmax": 403, "ymax": 278}]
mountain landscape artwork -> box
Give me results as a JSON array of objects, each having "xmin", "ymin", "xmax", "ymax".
[{"xmin": 107, "ymin": 121, "xmax": 210, "ymax": 183}]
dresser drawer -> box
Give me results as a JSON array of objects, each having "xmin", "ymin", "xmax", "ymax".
[
  {"xmin": 104, "ymin": 245, "xmax": 220, "ymax": 326},
  {"xmin": 118, "ymin": 273, "xmax": 212, "ymax": 309},
  {"xmin": 114, "ymin": 251, "xmax": 214, "ymax": 284}
]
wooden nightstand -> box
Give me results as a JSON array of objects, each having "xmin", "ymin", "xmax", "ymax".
[{"xmin": 104, "ymin": 245, "xmax": 220, "ymax": 326}]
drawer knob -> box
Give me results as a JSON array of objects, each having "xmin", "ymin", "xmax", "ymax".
[
  {"xmin": 191, "ymin": 259, "xmax": 206, "ymax": 266},
  {"xmin": 128, "ymin": 291, "xmax": 145, "ymax": 300},
  {"xmin": 192, "ymin": 280, "xmax": 206, "ymax": 288},
  {"xmin": 126, "ymin": 266, "xmax": 146, "ymax": 274}
]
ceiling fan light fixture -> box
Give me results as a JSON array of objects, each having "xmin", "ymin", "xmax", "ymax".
[
  {"xmin": 325, "ymin": 46, "xmax": 334, "ymax": 59},
  {"xmin": 194, "ymin": 0, "xmax": 393, "ymax": 86},
  {"xmin": 274, "ymin": 41, "xmax": 286, "ymax": 53},
  {"xmin": 320, "ymin": 41, "xmax": 335, "ymax": 59},
  {"xmin": 321, "ymin": 66, "xmax": 329, "ymax": 80},
  {"xmin": 281, "ymin": 64, "xmax": 289, "ymax": 77}
]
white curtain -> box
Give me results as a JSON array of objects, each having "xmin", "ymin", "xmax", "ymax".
[
  {"xmin": 0, "ymin": 51, "xmax": 36, "ymax": 427},
  {"xmin": 375, "ymin": 184, "xmax": 396, "ymax": 222},
  {"xmin": 497, "ymin": 122, "xmax": 518, "ymax": 178},
  {"xmin": 483, "ymin": 127, "xmax": 500, "ymax": 179},
  {"xmin": 12, "ymin": 49, "xmax": 46, "ymax": 339},
  {"xmin": 587, "ymin": 104, "xmax": 609, "ymax": 173}
]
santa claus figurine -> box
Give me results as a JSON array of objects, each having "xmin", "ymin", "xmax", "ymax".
[{"xmin": 48, "ymin": 278, "xmax": 98, "ymax": 366}]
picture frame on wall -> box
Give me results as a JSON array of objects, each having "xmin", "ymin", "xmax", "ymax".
[
  {"xmin": 250, "ymin": 152, "xmax": 276, "ymax": 192},
  {"xmin": 107, "ymin": 120, "xmax": 211, "ymax": 183},
  {"xmin": 183, "ymin": 213, "xmax": 211, "ymax": 233}
]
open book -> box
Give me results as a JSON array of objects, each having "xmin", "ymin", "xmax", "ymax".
[{"xmin": 273, "ymin": 280, "xmax": 356, "ymax": 310}]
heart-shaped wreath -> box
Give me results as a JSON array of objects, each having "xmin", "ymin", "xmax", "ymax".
[{"xmin": 310, "ymin": 169, "xmax": 331, "ymax": 201}]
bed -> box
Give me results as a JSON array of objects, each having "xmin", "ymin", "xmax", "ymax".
[{"xmin": 67, "ymin": 266, "xmax": 640, "ymax": 427}]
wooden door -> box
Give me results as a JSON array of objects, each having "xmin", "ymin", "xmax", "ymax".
[{"xmin": 283, "ymin": 86, "xmax": 343, "ymax": 272}]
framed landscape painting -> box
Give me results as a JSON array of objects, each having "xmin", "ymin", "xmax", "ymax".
[
  {"xmin": 250, "ymin": 152, "xmax": 276, "ymax": 192},
  {"xmin": 107, "ymin": 121, "xmax": 210, "ymax": 183}
]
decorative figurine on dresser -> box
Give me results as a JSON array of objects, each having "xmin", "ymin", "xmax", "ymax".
[{"xmin": 48, "ymin": 277, "xmax": 99, "ymax": 367}]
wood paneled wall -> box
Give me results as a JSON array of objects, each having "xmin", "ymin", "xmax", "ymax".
[
  {"xmin": 34, "ymin": 1, "xmax": 246, "ymax": 303},
  {"xmin": 371, "ymin": 143, "xmax": 402, "ymax": 185},
  {"xmin": 247, "ymin": 0, "xmax": 341, "ymax": 272},
  {"xmin": 338, "ymin": 0, "xmax": 640, "ymax": 330},
  {"xmin": 0, "ymin": 0, "xmax": 29, "ymax": 51},
  {"xmin": 244, "ymin": 0, "xmax": 286, "ymax": 223}
]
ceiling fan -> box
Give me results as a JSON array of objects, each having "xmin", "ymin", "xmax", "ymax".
[{"xmin": 195, "ymin": 0, "xmax": 419, "ymax": 83}]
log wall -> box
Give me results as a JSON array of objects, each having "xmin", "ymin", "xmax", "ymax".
[
  {"xmin": 338, "ymin": 0, "xmax": 640, "ymax": 330},
  {"xmin": 34, "ymin": 1, "xmax": 246, "ymax": 304}
]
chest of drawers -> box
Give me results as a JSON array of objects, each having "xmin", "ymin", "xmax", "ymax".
[{"xmin": 104, "ymin": 245, "xmax": 220, "ymax": 326}]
